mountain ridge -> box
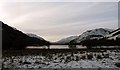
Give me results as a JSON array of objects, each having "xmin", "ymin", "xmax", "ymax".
[
  {"xmin": 53, "ymin": 36, "xmax": 78, "ymax": 44},
  {"xmin": 1, "ymin": 21, "xmax": 50, "ymax": 50},
  {"xmin": 53, "ymin": 28, "xmax": 114, "ymax": 45},
  {"xmin": 26, "ymin": 33, "xmax": 44, "ymax": 40}
]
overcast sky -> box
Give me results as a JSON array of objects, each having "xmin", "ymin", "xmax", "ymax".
[{"xmin": 0, "ymin": 2, "xmax": 118, "ymax": 42}]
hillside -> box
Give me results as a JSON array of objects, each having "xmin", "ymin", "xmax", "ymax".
[
  {"xmin": 72, "ymin": 28, "xmax": 113, "ymax": 44},
  {"xmin": 54, "ymin": 36, "xmax": 78, "ymax": 45},
  {"xmin": 80, "ymin": 28, "xmax": 120, "ymax": 46},
  {"xmin": 1, "ymin": 21, "xmax": 50, "ymax": 50}
]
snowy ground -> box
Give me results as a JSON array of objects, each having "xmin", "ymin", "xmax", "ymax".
[{"xmin": 2, "ymin": 50, "xmax": 120, "ymax": 69}]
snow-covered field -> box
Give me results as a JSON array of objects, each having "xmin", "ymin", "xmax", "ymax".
[{"xmin": 2, "ymin": 50, "xmax": 120, "ymax": 69}]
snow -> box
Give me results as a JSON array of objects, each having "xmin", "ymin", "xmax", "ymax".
[
  {"xmin": 76, "ymin": 28, "xmax": 113, "ymax": 43},
  {"xmin": 54, "ymin": 28, "xmax": 115, "ymax": 44},
  {"xmin": 26, "ymin": 33, "xmax": 44, "ymax": 40},
  {"xmin": 106, "ymin": 28, "xmax": 120, "ymax": 40},
  {"xmin": 2, "ymin": 50, "xmax": 120, "ymax": 68},
  {"xmin": 56, "ymin": 36, "xmax": 78, "ymax": 44},
  {"xmin": 108, "ymin": 34, "xmax": 120, "ymax": 40}
]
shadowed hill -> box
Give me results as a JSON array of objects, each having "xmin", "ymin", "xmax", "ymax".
[{"xmin": 1, "ymin": 21, "xmax": 50, "ymax": 50}]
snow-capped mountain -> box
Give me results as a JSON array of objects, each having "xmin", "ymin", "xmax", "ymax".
[
  {"xmin": 55, "ymin": 36, "xmax": 78, "ymax": 44},
  {"xmin": 26, "ymin": 33, "xmax": 44, "ymax": 40},
  {"xmin": 73, "ymin": 28, "xmax": 114, "ymax": 43},
  {"xmin": 54, "ymin": 28, "xmax": 114, "ymax": 45}
]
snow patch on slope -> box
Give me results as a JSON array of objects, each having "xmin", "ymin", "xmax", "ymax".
[
  {"xmin": 106, "ymin": 28, "xmax": 120, "ymax": 40},
  {"xmin": 26, "ymin": 33, "xmax": 44, "ymax": 40},
  {"xmin": 56, "ymin": 36, "xmax": 78, "ymax": 44},
  {"xmin": 75, "ymin": 28, "xmax": 113, "ymax": 43}
]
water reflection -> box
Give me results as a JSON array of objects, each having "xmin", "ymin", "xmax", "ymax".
[
  {"xmin": 68, "ymin": 45, "xmax": 76, "ymax": 49},
  {"xmin": 27, "ymin": 45, "xmax": 86, "ymax": 49},
  {"xmin": 27, "ymin": 45, "xmax": 119, "ymax": 49}
]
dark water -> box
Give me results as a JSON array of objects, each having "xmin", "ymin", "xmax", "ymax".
[
  {"xmin": 26, "ymin": 45, "xmax": 120, "ymax": 49},
  {"xmin": 27, "ymin": 45, "xmax": 86, "ymax": 49}
]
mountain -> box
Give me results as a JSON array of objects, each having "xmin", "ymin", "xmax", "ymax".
[
  {"xmin": 26, "ymin": 33, "xmax": 44, "ymax": 40},
  {"xmin": 79, "ymin": 28, "xmax": 120, "ymax": 46},
  {"xmin": 53, "ymin": 28, "xmax": 114, "ymax": 45},
  {"xmin": 54, "ymin": 36, "xmax": 78, "ymax": 44},
  {"xmin": 1, "ymin": 21, "xmax": 50, "ymax": 50},
  {"xmin": 70, "ymin": 28, "xmax": 113, "ymax": 44}
]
